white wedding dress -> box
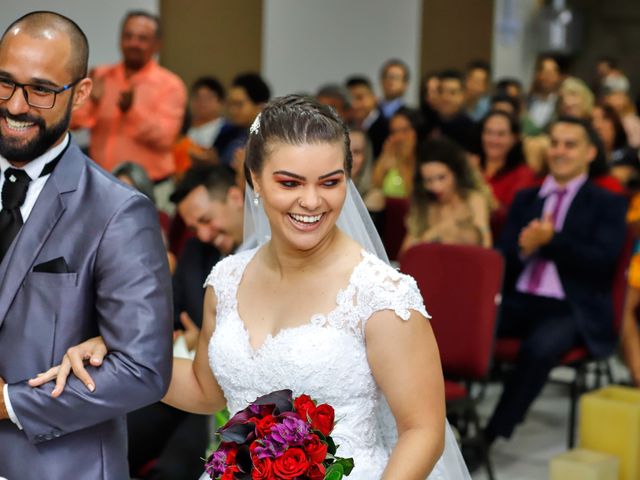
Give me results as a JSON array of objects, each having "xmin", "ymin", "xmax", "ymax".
[{"xmin": 203, "ymin": 247, "xmax": 470, "ymax": 479}]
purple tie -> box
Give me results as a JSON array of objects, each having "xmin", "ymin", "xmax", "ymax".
[{"xmin": 527, "ymin": 188, "xmax": 567, "ymax": 293}]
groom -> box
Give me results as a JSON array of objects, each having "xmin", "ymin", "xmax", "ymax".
[{"xmin": 0, "ymin": 11, "xmax": 173, "ymax": 480}]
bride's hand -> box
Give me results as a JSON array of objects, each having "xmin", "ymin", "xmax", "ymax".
[{"xmin": 28, "ymin": 336, "xmax": 107, "ymax": 397}]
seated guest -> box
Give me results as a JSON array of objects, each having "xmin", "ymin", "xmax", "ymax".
[
  {"xmin": 125, "ymin": 165, "xmax": 244, "ymax": 479},
  {"xmin": 112, "ymin": 162, "xmax": 175, "ymax": 270},
  {"xmin": 557, "ymin": 77, "xmax": 594, "ymax": 120},
  {"xmin": 316, "ymin": 83, "xmax": 350, "ymax": 121},
  {"xmin": 495, "ymin": 77, "xmax": 524, "ymax": 103},
  {"xmin": 479, "ymin": 110, "xmax": 537, "ymax": 215},
  {"xmin": 214, "ymin": 72, "xmax": 270, "ymax": 168},
  {"xmin": 464, "ymin": 60, "xmax": 492, "ymax": 121},
  {"xmin": 378, "ymin": 58, "xmax": 410, "ymax": 119},
  {"xmin": 371, "ymin": 107, "xmax": 424, "ymax": 199},
  {"xmin": 112, "ymin": 161, "xmax": 157, "ymax": 203},
  {"xmin": 434, "ymin": 69, "xmax": 477, "ymax": 152},
  {"xmin": 419, "ymin": 70, "xmax": 441, "ymax": 137},
  {"xmin": 400, "ymin": 138, "xmax": 492, "ymax": 254},
  {"xmin": 188, "ymin": 76, "xmax": 226, "ymax": 148},
  {"xmin": 484, "ymin": 117, "xmax": 627, "ymax": 445},
  {"xmin": 346, "ymin": 75, "xmax": 389, "ymax": 158},
  {"xmin": 349, "ymin": 128, "xmax": 374, "ymax": 197},
  {"xmin": 592, "ymin": 104, "xmax": 640, "ymax": 187},
  {"xmin": 523, "ymin": 54, "xmax": 562, "ymax": 136},
  {"xmin": 490, "ymin": 92, "xmax": 521, "ymax": 118},
  {"xmin": 602, "ymin": 74, "xmax": 640, "ymax": 149}
]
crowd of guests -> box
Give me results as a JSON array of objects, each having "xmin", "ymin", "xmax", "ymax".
[{"xmin": 72, "ymin": 9, "xmax": 640, "ymax": 478}]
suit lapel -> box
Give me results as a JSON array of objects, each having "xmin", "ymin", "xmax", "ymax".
[
  {"xmin": 561, "ymin": 182, "xmax": 589, "ymax": 232},
  {"xmin": 527, "ymin": 188, "xmax": 545, "ymax": 224},
  {"xmin": 0, "ymin": 141, "xmax": 84, "ymax": 327}
]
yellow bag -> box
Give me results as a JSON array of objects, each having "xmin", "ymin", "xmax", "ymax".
[{"xmin": 579, "ymin": 386, "xmax": 640, "ymax": 480}]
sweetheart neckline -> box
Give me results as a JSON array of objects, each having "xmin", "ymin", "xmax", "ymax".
[{"xmin": 232, "ymin": 248, "xmax": 370, "ymax": 353}]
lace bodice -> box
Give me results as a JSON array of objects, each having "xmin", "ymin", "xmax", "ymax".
[{"xmin": 204, "ymin": 247, "xmax": 469, "ymax": 479}]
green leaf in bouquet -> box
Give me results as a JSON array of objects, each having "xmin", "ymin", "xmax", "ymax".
[
  {"xmin": 325, "ymin": 435, "xmax": 337, "ymax": 455},
  {"xmin": 214, "ymin": 408, "xmax": 230, "ymax": 429},
  {"xmin": 325, "ymin": 462, "xmax": 344, "ymax": 480},
  {"xmin": 333, "ymin": 457, "xmax": 355, "ymax": 476}
]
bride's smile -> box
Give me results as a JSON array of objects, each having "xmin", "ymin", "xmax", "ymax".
[{"xmin": 251, "ymin": 141, "xmax": 347, "ymax": 252}]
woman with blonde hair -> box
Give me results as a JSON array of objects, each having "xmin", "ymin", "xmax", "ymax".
[{"xmin": 558, "ymin": 76, "xmax": 595, "ymax": 119}]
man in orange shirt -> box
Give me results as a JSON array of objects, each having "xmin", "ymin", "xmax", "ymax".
[{"xmin": 72, "ymin": 10, "xmax": 186, "ymax": 185}]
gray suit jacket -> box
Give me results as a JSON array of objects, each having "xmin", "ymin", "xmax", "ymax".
[{"xmin": 0, "ymin": 140, "xmax": 173, "ymax": 479}]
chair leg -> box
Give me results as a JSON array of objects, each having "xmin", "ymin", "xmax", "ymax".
[
  {"xmin": 469, "ymin": 402, "xmax": 495, "ymax": 480},
  {"xmin": 568, "ymin": 364, "xmax": 586, "ymax": 449},
  {"xmin": 604, "ymin": 358, "xmax": 615, "ymax": 385}
]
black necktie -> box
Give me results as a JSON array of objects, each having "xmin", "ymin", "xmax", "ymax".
[{"xmin": 0, "ymin": 168, "xmax": 32, "ymax": 263}]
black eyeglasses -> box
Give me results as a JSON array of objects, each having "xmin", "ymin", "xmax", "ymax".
[{"xmin": 0, "ymin": 78, "xmax": 81, "ymax": 109}]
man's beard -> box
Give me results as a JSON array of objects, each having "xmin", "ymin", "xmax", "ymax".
[
  {"xmin": 0, "ymin": 101, "xmax": 72, "ymax": 164},
  {"xmin": 123, "ymin": 48, "xmax": 147, "ymax": 71}
]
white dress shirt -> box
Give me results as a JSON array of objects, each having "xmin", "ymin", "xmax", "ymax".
[{"xmin": 1, "ymin": 133, "xmax": 70, "ymax": 430}]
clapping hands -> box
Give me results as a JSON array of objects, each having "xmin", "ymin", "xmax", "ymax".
[
  {"xmin": 118, "ymin": 88, "xmax": 134, "ymax": 112},
  {"xmin": 519, "ymin": 212, "xmax": 555, "ymax": 256}
]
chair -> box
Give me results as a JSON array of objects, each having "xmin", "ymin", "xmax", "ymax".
[
  {"xmin": 400, "ymin": 243, "xmax": 504, "ymax": 480},
  {"xmin": 492, "ymin": 228, "xmax": 635, "ymax": 448},
  {"xmin": 381, "ymin": 197, "xmax": 409, "ymax": 262}
]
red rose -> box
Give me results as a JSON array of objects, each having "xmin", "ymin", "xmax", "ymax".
[
  {"xmin": 255, "ymin": 414, "xmax": 277, "ymax": 437},
  {"xmin": 304, "ymin": 435, "xmax": 328, "ymax": 464},
  {"xmin": 294, "ymin": 394, "xmax": 317, "ymax": 422},
  {"xmin": 221, "ymin": 465, "xmax": 239, "ymax": 480},
  {"xmin": 306, "ymin": 462, "xmax": 326, "ymax": 480},
  {"xmin": 251, "ymin": 457, "xmax": 273, "ymax": 480},
  {"xmin": 273, "ymin": 447, "xmax": 309, "ymax": 479},
  {"xmin": 311, "ymin": 404, "xmax": 335, "ymax": 436},
  {"xmin": 225, "ymin": 447, "xmax": 238, "ymax": 465}
]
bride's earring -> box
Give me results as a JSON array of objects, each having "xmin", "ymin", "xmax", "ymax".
[{"xmin": 253, "ymin": 193, "xmax": 260, "ymax": 206}]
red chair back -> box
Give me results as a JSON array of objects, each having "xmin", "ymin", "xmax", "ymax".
[
  {"xmin": 400, "ymin": 243, "xmax": 504, "ymax": 379},
  {"xmin": 382, "ymin": 197, "xmax": 409, "ymax": 261}
]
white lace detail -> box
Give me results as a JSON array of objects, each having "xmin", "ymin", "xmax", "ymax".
[{"xmin": 203, "ymin": 247, "xmax": 469, "ymax": 480}]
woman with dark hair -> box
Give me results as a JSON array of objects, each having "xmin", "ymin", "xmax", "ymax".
[
  {"xmin": 36, "ymin": 95, "xmax": 470, "ymax": 479},
  {"xmin": 592, "ymin": 104, "xmax": 640, "ymax": 187},
  {"xmin": 479, "ymin": 110, "xmax": 537, "ymax": 214},
  {"xmin": 400, "ymin": 138, "xmax": 492, "ymax": 253},
  {"xmin": 371, "ymin": 107, "xmax": 424, "ymax": 199}
]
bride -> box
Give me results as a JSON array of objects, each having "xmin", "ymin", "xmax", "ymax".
[{"xmin": 32, "ymin": 95, "xmax": 470, "ymax": 479}]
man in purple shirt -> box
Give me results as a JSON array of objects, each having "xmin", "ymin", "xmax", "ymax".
[{"xmin": 484, "ymin": 117, "xmax": 627, "ymax": 444}]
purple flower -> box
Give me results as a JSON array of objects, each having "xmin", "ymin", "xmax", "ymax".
[
  {"xmin": 270, "ymin": 415, "xmax": 312, "ymax": 447},
  {"xmin": 253, "ymin": 437, "xmax": 287, "ymax": 459},
  {"xmin": 204, "ymin": 450, "xmax": 227, "ymax": 478}
]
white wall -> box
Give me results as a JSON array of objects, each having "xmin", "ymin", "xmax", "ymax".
[
  {"xmin": 0, "ymin": 0, "xmax": 158, "ymax": 69},
  {"xmin": 492, "ymin": 0, "xmax": 539, "ymax": 89},
  {"xmin": 262, "ymin": 0, "xmax": 422, "ymax": 104}
]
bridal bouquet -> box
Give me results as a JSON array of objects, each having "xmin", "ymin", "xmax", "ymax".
[{"xmin": 205, "ymin": 389, "xmax": 354, "ymax": 479}]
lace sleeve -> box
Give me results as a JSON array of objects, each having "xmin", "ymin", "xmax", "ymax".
[
  {"xmin": 354, "ymin": 252, "xmax": 430, "ymax": 336},
  {"xmin": 202, "ymin": 250, "xmax": 256, "ymax": 320}
]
